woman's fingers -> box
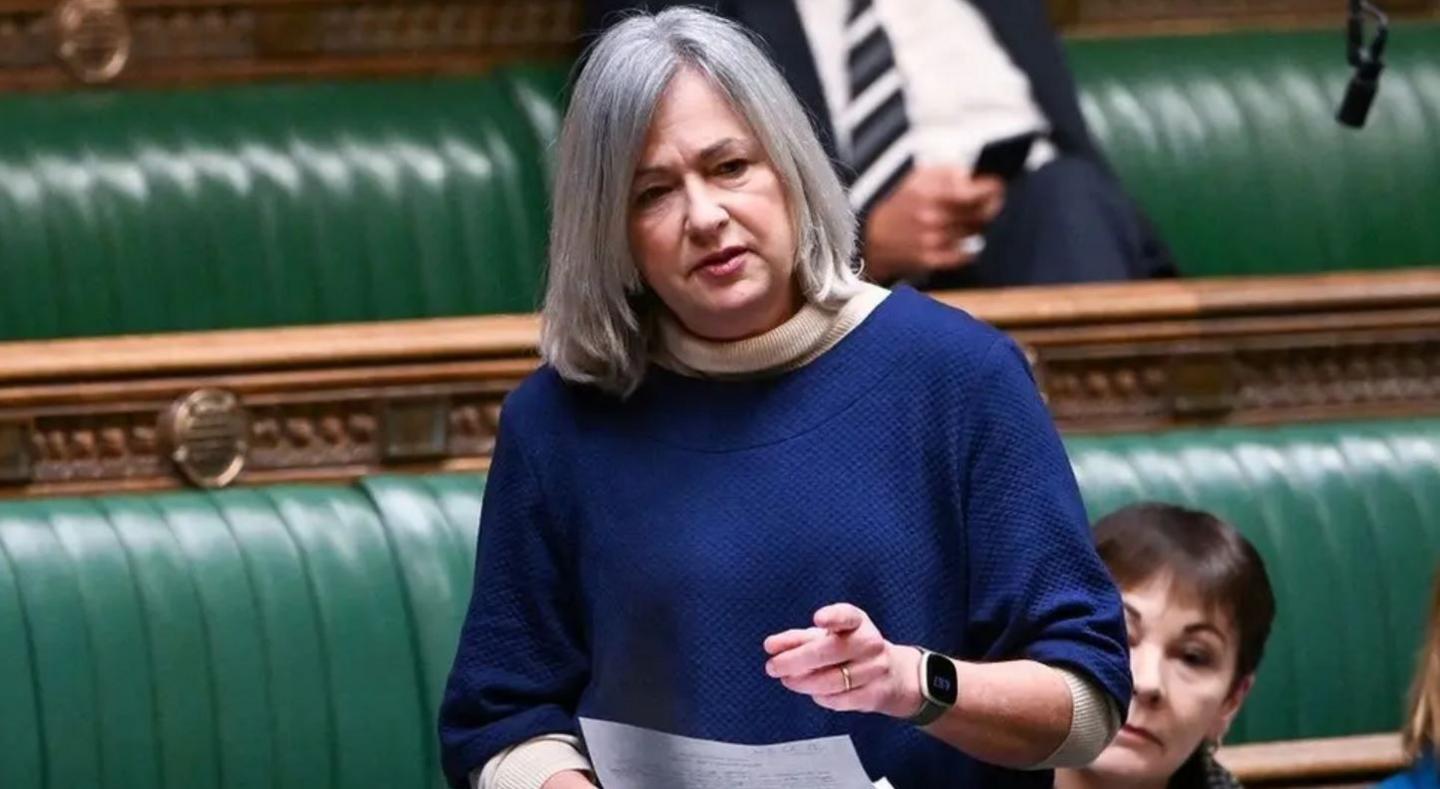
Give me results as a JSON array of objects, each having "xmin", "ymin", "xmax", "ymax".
[
  {"xmin": 813, "ymin": 602, "xmax": 867, "ymax": 633},
  {"xmin": 767, "ymin": 617, "xmax": 884, "ymax": 678},
  {"xmin": 762, "ymin": 627, "xmax": 825, "ymax": 656},
  {"xmin": 765, "ymin": 604, "xmax": 898, "ymax": 715},
  {"xmin": 766, "ymin": 631, "xmax": 850, "ymax": 677},
  {"xmin": 778, "ymin": 651, "xmax": 889, "ymax": 696}
]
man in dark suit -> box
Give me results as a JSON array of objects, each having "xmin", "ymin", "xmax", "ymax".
[{"xmin": 586, "ymin": 0, "xmax": 1174, "ymax": 288}]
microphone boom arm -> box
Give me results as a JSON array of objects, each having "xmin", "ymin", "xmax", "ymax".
[{"xmin": 1338, "ymin": 0, "xmax": 1389, "ymax": 127}]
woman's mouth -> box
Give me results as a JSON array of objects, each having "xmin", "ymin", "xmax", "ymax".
[
  {"xmin": 693, "ymin": 246, "xmax": 748, "ymax": 278},
  {"xmin": 1116, "ymin": 723, "xmax": 1164, "ymax": 749}
]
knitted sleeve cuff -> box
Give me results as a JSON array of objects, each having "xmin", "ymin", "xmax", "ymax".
[
  {"xmin": 473, "ymin": 734, "xmax": 592, "ymax": 789},
  {"xmin": 1030, "ymin": 667, "xmax": 1124, "ymax": 769}
]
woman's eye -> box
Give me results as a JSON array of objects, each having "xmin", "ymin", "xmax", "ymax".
[
  {"xmin": 635, "ymin": 186, "xmax": 669, "ymax": 206},
  {"xmin": 1180, "ymin": 648, "xmax": 1215, "ymax": 668},
  {"xmin": 715, "ymin": 159, "xmax": 749, "ymax": 177}
]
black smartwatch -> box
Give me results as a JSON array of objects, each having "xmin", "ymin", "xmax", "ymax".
[{"xmin": 907, "ymin": 648, "xmax": 959, "ymax": 726}]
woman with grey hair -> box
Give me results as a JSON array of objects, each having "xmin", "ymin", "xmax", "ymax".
[{"xmin": 438, "ymin": 8, "xmax": 1130, "ymax": 789}]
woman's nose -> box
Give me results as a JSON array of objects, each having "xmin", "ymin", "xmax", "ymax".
[
  {"xmin": 683, "ymin": 181, "xmax": 729, "ymax": 239},
  {"xmin": 1130, "ymin": 645, "xmax": 1165, "ymax": 706}
]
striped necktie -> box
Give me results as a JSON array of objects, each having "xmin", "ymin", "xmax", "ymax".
[{"xmin": 843, "ymin": 0, "xmax": 914, "ymax": 215}]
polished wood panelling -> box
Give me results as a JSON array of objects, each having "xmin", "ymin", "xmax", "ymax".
[
  {"xmin": 0, "ymin": 0, "xmax": 581, "ymax": 89},
  {"xmin": 1051, "ymin": 0, "xmax": 1439, "ymax": 37},
  {"xmin": 4, "ymin": 270, "xmax": 1440, "ymax": 497},
  {"xmin": 1, "ymin": 0, "xmax": 1437, "ymax": 90},
  {"xmin": 1217, "ymin": 731, "xmax": 1406, "ymax": 787}
]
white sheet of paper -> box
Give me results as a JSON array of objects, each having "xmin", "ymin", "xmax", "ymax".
[{"xmin": 579, "ymin": 717, "xmax": 889, "ymax": 789}]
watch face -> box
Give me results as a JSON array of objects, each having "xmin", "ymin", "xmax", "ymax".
[{"xmin": 925, "ymin": 652, "xmax": 959, "ymax": 706}]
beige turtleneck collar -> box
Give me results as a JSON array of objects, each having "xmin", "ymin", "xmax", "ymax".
[{"xmin": 655, "ymin": 282, "xmax": 890, "ymax": 378}]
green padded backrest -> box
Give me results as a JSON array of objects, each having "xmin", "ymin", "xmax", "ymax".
[
  {"xmin": 356, "ymin": 473, "xmax": 487, "ymax": 786},
  {"xmin": 0, "ymin": 68, "xmax": 568, "ymax": 341},
  {"xmin": 1067, "ymin": 22, "xmax": 1440, "ymax": 276},
  {"xmin": 0, "ymin": 476, "xmax": 485, "ymax": 789},
  {"xmin": 1067, "ymin": 418, "xmax": 1440, "ymax": 744}
]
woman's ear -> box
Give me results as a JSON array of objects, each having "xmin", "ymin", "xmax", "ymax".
[{"xmin": 1208, "ymin": 673, "xmax": 1256, "ymax": 744}]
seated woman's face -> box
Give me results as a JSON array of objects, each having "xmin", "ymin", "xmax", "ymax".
[
  {"xmin": 1086, "ymin": 573, "xmax": 1253, "ymax": 784},
  {"xmin": 627, "ymin": 69, "xmax": 798, "ymax": 341}
]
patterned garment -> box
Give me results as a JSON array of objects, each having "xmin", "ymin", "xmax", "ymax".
[
  {"xmin": 1170, "ymin": 747, "xmax": 1243, "ymax": 789},
  {"xmin": 1200, "ymin": 753, "xmax": 1244, "ymax": 789},
  {"xmin": 439, "ymin": 286, "xmax": 1133, "ymax": 789}
]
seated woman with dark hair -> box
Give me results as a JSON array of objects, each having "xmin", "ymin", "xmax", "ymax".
[
  {"xmin": 1381, "ymin": 564, "xmax": 1440, "ymax": 788},
  {"xmin": 1056, "ymin": 503, "xmax": 1277, "ymax": 789}
]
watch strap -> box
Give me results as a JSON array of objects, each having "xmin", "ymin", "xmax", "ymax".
[
  {"xmin": 905, "ymin": 648, "xmax": 951, "ymax": 727},
  {"xmin": 906, "ymin": 697, "xmax": 948, "ymax": 727}
]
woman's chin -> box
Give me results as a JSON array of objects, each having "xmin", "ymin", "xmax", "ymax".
[
  {"xmin": 685, "ymin": 285, "xmax": 792, "ymax": 337},
  {"xmin": 1083, "ymin": 745, "xmax": 1164, "ymax": 784}
]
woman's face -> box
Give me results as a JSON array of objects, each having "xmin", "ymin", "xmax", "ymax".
[
  {"xmin": 1084, "ymin": 574, "xmax": 1254, "ymax": 785},
  {"xmin": 627, "ymin": 68, "xmax": 799, "ymax": 341}
]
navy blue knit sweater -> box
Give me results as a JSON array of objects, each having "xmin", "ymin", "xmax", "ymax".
[{"xmin": 439, "ymin": 287, "xmax": 1131, "ymax": 788}]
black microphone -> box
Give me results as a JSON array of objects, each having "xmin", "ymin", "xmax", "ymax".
[
  {"xmin": 1338, "ymin": 59, "xmax": 1383, "ymax": 128},
  {"xmin": 1338, "ymin": 0, "xmax": 1389, "ymax": 128}
]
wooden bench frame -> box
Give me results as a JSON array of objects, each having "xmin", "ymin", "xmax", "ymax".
[
  {"xmin": 4, "ymin": 270, "xmax": 1440, "ymax": 498},
  {"xmin": 0, "ymin": 0, "xmax": 582, "ymax": 90},
  {"xmin": 2, "ymin": 0, "xmax": 1438, "ymax": 92},
  {"xmin": 1217, "ymin": 731, "xmax": 1406, "ymax": 787}
]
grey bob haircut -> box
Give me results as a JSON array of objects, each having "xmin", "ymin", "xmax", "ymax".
[{"xmin": 540, "ymin": 6, "xmax": 864, "ymax": 397}]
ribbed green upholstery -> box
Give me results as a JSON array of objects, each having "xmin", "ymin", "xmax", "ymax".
[
  {"xmin": 357, "ymin": 474, "xmax": 488, "ymax": 787},
  {"xmin": 0, "ymin": 478, "xmax": 486, "ymax": 789},
  {"xmin": 4, "ymin": 25, "xmax": 1437, "ymax": 339},
  {"xmin": 1067, "ymin": 23, "xmax": 1440, "ymax": 276},
  {"xmin": 1068, "ymin": 418, "xmax": 1440, "ymax": 744},
  {"xmin": 0, "ymin": 69, "xmax": 563, "ymax": 341}
]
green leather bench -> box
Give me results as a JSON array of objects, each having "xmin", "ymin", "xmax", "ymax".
[
  {"xmin": 0, "ymin": 66, "xmax": 567, "ymax": 341},
  {"xmin": 0, "ymin": 475, "xmax": 484, "ymax": 788},
  {"xmin": 2, "ymin": 24, "xmax": 1438, "ymax": 341},
  {"xmin": 1, "ymin": 417, "xmax": 1434, "ymax": 787},
  {"xmin": 1066, "ymin": 22, "xmax": 1440, "ymax": 278},
  {"xmin": 1070, "ymin": 418, "xmax": 1440, "ymax": 744}
]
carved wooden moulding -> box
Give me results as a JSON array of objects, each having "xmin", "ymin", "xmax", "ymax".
[
  {"xmin": 1, "ymin": 0, "xmax": 581, "ymax": 89},
  {"xmin": 0, "ymin": 383, "xmax": 518, "ymax": 494},
  {"xmin": 2, "ymin": 272, "xmax": 1440, "ymax": 495},
  {"xmin": 1047, "ymin": 0, "xmax": 1439, "ymax": 34},
  {"xmin": 1035, "ymin": 334, "xmax": 1440, "ymax": 431}
]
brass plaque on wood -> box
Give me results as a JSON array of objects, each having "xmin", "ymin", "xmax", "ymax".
[
  {"xmin": 381, "ymin": 397, "xmax": 450, "ymax": 461},
  {"xmin": 0, "ymin": 421, "xmax": 34, "ymax": 484},
  {"xmin": 161, "ymin": 389, "xmax": 249, "ymax": 488},
  {"xmin": 1167, "ymin": 352, "xmax": 1238, "ymax": 418},
  {"xmin": 54, "ymin": 0, "xmax": 130, "ymax": 84}
]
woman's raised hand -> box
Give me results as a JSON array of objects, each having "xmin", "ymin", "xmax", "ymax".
[{"xmin": 763, "ymin": 603, "xmax": 922, "ymax": 719}]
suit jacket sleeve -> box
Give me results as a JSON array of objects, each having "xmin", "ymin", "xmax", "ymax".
[{"xmin": 977, "ymin": 0, "xmax": 1175, "ymax": 274}]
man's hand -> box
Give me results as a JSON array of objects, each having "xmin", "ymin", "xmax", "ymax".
[
  {"xmin": 540, "ymin": 770, "xmax": 597, "ymax": 788},
  {"xmin": 862, "ymin": 167, "xmax": 1005, "ymax": 283}
]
